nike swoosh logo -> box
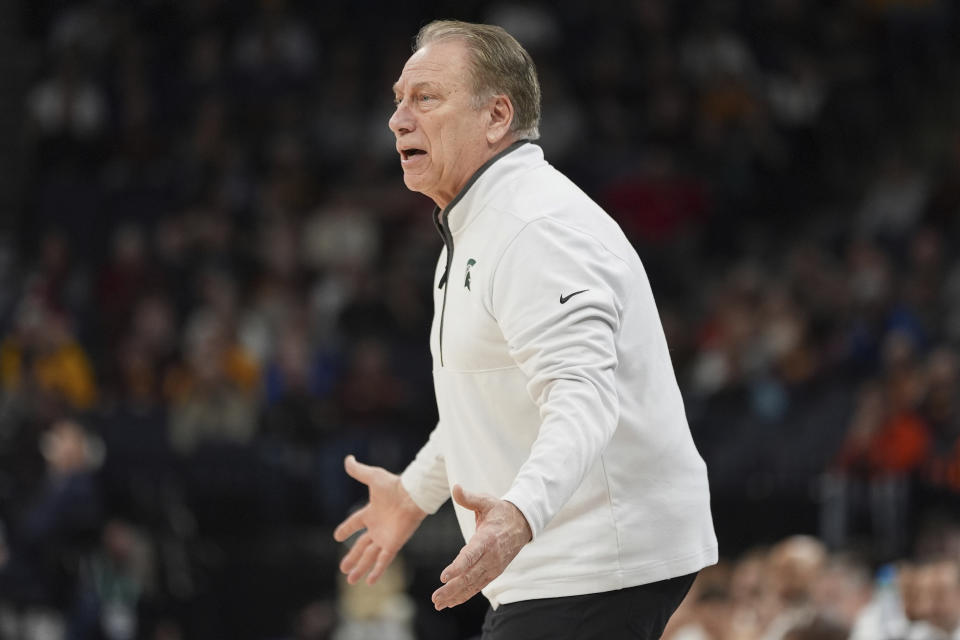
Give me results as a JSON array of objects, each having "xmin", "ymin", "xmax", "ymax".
[{"xmin": 559, "ymin": 289, "xmax": 589, "ymax": 304}]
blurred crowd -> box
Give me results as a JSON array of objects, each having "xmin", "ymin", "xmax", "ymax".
[
  {"xmin": 2, "ymin": 0, "xmax": 960, "ymax": 638},
  {"xmin": 664, "ymin": 533, "xmax": 960, "ymax": 640}
]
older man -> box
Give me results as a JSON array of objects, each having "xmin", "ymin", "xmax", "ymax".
[{"xmin": 333, "ymin": 20, "xmax": 717, "ymax": 639}]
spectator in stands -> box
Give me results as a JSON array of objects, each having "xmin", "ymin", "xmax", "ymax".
[
  {"xmin": 96, "ymin": 224, "xmax": 159, "ymax": 347},
  {"xmin": 0, "ymin": 298, "xmax": 98, "ymax": 416},
  {"xmin": 26, "ymin": 49, "xmax": 107, "ymax": 170},
  {"xmin": 824, "ymin": 332, "xmax": 933, "ymax": 556},
  {"xmin": 926, "ymin": 558, "xmax": 960, "ymax": 639},
  {"xmin": 68, "ymin": 519, "xmax": 154, "ymax": 640},
  {"xmin": 661, "ymin": 564, "xmax": 734, "ymax": 640},
  {"xmin": 167, "ymin": 310, "xmax": 258, "ymax": 455},
  {"xmin": 921, "ymin": 347, "xmax": 960, "ymax": 493},
  {"xmin": 0, "ymin": 419, "xmax": 104, "ymax": 633},
  {"xmin": 900, "ymin": 558, "xmax": 960, "ymax": 640},
  {"xmin": 810, "ymin": 554, "xmax": 872, "ymax": 631},
  {"xmin": 761, "ymin": 536, "xmax": 828, "ymax": 640}
]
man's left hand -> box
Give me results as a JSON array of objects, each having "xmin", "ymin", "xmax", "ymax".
[{"xmin": 431, "ymin": 484, "xmax": 532, "ymax": 610}]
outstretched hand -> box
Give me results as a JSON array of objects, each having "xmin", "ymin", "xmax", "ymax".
[
  {"xmin": 431, "ymin": 485, "xmax": 532, "ymax": 610},
  {"xmin": 333, "ymin": 455, "xmax": 427, "ymax": 585}
]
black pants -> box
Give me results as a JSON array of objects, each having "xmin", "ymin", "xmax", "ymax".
[{"xmin": 480, "ymin": 573, "xmax": 697, "ymax": 640}]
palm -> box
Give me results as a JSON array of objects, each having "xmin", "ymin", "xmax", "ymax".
[
  {"xmin": 356, "ymin": 476, "xmax": 421, "ymax": 548},
  {"xmin": 429, "ymin": 485, "xmax": 531, "ymax": 610},
  {"xmin": 333, "ymin": 455, "xmax": 427, "ymax": 585}
]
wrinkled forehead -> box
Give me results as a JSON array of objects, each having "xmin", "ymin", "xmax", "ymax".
[{"xmin": 393, "ymin": 40, "xmax": 472, "ymax": 93}]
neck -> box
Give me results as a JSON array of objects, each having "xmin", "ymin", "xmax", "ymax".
[{"xmin": 432, "ymin": 136, "xmax": 523, "ymax": 211}]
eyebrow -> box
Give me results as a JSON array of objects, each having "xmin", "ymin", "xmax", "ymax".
[{"xmin": 392, "ymin": 81, "xmax": 441, "ymax": 95}]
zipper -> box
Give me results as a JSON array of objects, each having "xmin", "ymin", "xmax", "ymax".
[
  {"xmin": 430, "ymin": 139, "xmax": 530, "ymax": 368},
  {"xmin": 436, "ymin": 208, "xmax": 454, "ymax": 367}
]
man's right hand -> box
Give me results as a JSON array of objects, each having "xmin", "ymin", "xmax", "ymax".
[{"xmin": 333, "ymin": 455, "xmax": 428, "ymax": 585}]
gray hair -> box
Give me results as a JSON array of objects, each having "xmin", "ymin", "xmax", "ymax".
[{"xmin": 414, "ymin": 20, "xmax": 541, "ymax": 141}]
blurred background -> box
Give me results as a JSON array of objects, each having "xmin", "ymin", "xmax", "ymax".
[{"xmin": 1, "ymin": 0, "xmax": 959, "ymax": 638}]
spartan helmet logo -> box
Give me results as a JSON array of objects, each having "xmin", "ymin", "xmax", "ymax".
[{"xmin": 464, "ymin": 258, "xmax": 476, "ymax": 290}]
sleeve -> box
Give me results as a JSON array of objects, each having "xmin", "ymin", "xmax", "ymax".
[
  {"xmin": 492, "ymin": 218, "xmax": 626, "ymax": 538},
  {"xmin": 399, "ymin": 423, "xmax": 450, "ymax": 514}
]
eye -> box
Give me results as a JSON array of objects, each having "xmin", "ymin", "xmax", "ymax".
[{"xmin": 418, "ymin": 94, "xmax": 435, "ymax": 104}]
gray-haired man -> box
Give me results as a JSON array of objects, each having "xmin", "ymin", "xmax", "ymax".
[{"xmin": 334, "ymin": 20, "xmax": 717, "ymax": 640}]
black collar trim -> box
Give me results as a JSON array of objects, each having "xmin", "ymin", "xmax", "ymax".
[
  {"xmin": 433, "ymin": 139, "xmax": 530, "ymax": 235},
  {"xmin": 433, "ymin": 139, "xmax": 529, "ymax": 289}
]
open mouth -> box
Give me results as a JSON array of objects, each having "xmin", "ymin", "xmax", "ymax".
[{"xmin": 401, "ymin": 148, "xmax": 427, "ymax": 161}]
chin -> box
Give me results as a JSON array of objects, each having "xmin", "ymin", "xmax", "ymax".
[{"xmin": 402, "ymin": 175, "xmax": 427, "ymax": 195}]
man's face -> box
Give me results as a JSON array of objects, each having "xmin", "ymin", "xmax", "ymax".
[{"xmin": 389, "ymin": 40, "xmax": 493, "ymax": 209}]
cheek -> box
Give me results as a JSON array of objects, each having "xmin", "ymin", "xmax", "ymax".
[
  {"xmin": 431, "ymin": 133, "xmax": 458, "ymax": 176},
  {"xmin": 436, "ymin": 126, "xmax": 469, "ymax": 168}
]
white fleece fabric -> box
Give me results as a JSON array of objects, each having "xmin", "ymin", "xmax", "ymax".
[{"xmin": 400, "ymin": 142, "xmax": 717, "ymax": 609}]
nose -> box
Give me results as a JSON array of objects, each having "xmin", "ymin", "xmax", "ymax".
[{"xmin": 389, "ymin": 100, "xmax": 414, "ymax": 136}]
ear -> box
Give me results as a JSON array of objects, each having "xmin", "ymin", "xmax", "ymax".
[{"xmin": 485, "ymin": 94, "xmax": 515, "ymax": 145}]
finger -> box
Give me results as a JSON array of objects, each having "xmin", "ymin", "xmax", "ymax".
[
  {"xmin": 441, "ymin": 538, "xmax": 486, "ymax": 584},
  {"xmin": 451, "ymin": 484, "xmax": 492, "ymax": 513},
  {"xmin": 333, "ymin": 506, "xmax": 367, "ymax": 542},
  {"xmin": 433, "ymin": 582, "xmax": 478, "ymax": 610},
  {"xmin": 432, "ymin": 565, "xmax": 490, "ymax": 610},
  {"xmin": 344, "ymin": 455, "xmax": 378, "ymax": 485},
  {"xmin": 339, "ymin": 533, "xmax": 372, "ymax": 574},
  {"xmin": 366, "ymin": 546, "xmax": 397, "ymax": 585},
  {"xmin": 348, "ymin": 538, "xmax": 381, "ymax": 585}
]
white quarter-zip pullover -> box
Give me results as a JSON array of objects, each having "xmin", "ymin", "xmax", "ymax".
[{"xmin": 400, "ymin": 141, "xmax": 717, "ymax": 608}]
